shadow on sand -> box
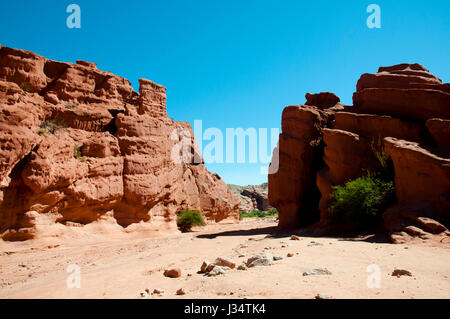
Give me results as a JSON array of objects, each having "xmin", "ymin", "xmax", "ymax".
[{"xmin": 196, "ymin": 224, "xmax": 392, "ymax": 244}]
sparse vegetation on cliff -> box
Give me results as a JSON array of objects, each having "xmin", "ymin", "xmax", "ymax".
[
  {"xmin": 20, "ymin": 82, "xmax": 31, "ymax": 92},
  {"xmin": 177, "ymin": 210, "xmax": 206, "ymax": 232},
  {"xmin": 38, "ymin": 119, "xmax": 66, "ymax": 135},
  {"xmin": 73, "ymin": 145, "xmax": 87, "ymax": 162}
]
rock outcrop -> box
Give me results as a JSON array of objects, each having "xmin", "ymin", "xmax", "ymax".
[
  {"xmin": 269, "ymin": 64, "xmax": 449, "ymax": 243},
  {"xmin": 228, "ymin": 183, "xmax": 271, "ymax": 213},
  {"xmin": 0, "ymin": 46, "xmax": 239, "ymax": 241}
]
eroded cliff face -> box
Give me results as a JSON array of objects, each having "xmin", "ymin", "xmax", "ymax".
[
  {"xmin": 0, "ymin": 45, "xmax": 239, "ymax": 241},
  {"xmin": 269, "ymin": 64, "xmax": 450, "ymax": 244}
]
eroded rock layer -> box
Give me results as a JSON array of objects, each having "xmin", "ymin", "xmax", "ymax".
[
  {"xmin": 269, "ymin": 64, "xmax": 449, "ymax": 243},
  {"xmin": 0, "ymin": 46, "xmax": 239, "ymax": 241}
]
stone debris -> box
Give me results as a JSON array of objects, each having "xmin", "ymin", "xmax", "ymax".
[
  {"xmin": 246, "ymin": 253, "xmax": 274, "ymax": 268},
  {"xmin": 303, "ymin": 268, "xmax": 332, "ymax": 276},
  {"xmin": 273, "ymin": 256, "xmax": 283, "ymax": 261},
  {"xmin": 392, "ymin": 269, "xmax": 413, "ymax": 277},
  {"xmin": 163, "ymin": 268, "xmax": 181, "ymax": 278},
  {"xmin": 176, "ymin": 288, "xmax": 186, "ymax": 295},
  {"xmin": 214, "ymin": 257, "xmax": 236, "ymax": 269}
]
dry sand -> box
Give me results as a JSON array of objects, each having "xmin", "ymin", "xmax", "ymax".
[{"xmin": 0, "ymin": 218, "xmax": 449, "ymax": 299}]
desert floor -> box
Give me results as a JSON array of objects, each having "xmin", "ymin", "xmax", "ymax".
[{"xmin": 0, "ymin": 218, "xmax": 449, "ymax": 299}]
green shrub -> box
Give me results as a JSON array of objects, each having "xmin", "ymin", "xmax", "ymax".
[
  {"xmin": 38, "ymin": 119, "xmax": 66, "ymax": 135},
  {"xmin": 328, "ymin": 174, "xmax": 395, "ymax": 225},
  {"xmin": 177, "ymin": 210, "xmax": 206, "ymax": 232},
  {"xmin": 65, "ymin": 103, "xmax": 78, "ymax": 110},
  {"xmin": 73, "ymin": 145, "xmax": 87, "ymax": 163},
  {"xmin": 20, "ymin": 82, "xmax": 31, "ymax": 92},
  {"xmin": 239, "ymin": 208, "xmax": 278, "ymax": 219}
]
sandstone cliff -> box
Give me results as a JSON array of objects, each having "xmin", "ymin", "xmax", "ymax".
[
  {"xmin": 269, "ymin": 64, "xmax": 450, "ymax": 243},
  {"xmin": 0, "ymin": 45, "xmax": 239, "ymax": 241}
]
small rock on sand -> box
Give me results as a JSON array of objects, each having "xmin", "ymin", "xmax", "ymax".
[
  {"xmin": 246, "ymin": 253, "xmax": 273, "ymax": 268},
  {"xmin": 176, "ymin": 288, "xmax": 186, "ymax": 295},
  {"xmin": 207, "ymin": 265, "xmax": 227, "ymax": 277},
  {"xmin": 215, "ymin": 257, "xmax": 236, "ymax": 269},
  {"xmin": 200, "ymin": 261, "xmax": 215, "ymax": 273},
  {"xmin": 273, "ymin": 256, "xmax": 283, "ymax": 261},
  {"xmin": 303, "ymin": 268, "xmax": 332, "ymax": 276},
  {"xmin": 164, "ymin": 268, "xmax": 182, "ymax": 278},
  {"xmin": 392, "ymin": 269, "xmax": 413, "ymax": 277},
  {"xmin": 308, "ymin": 241, "xmax": 324, "ymax": 247},
  {"xmin": 287, "ymin": 253, "xmax": 294, "ymax": 257},
  {"xmin": 152, "ymin": 289, "xmax": 164, "ymax": 295},
  {"xmin": 237, "ymin": 265, "xmax": 248, "ymax": 271},
  {"xmin": 290, "ymin": 235, "xmax": 300, "ymax": 241}
]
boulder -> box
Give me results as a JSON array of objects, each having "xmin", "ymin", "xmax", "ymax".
[
  {"xmin": 305, "ymin": 92, "xmax": 340, "ymax": 109},
  {"xmin": 353, "ymin": 63, "xmax": 450, "ymax": 121}
]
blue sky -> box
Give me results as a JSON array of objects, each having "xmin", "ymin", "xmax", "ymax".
[{"xmin": 1, "ymin": 0, "xmax": 449, "ymax": 185}]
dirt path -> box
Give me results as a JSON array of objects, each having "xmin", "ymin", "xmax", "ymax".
[{"xmin": 0, "ymin": 218, "xmax": 449, "ymax": 299}]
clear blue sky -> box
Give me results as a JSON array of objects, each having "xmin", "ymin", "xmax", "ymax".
[{"xmin": 1, "ymin": 0, "xmax": 449, "ymax": 185}]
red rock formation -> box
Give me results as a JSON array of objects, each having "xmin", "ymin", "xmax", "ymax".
[
  {"xmin": 269, "ymin": 63, "xmax": 449, "ymax": 243},
  {"xmin": 0, "ymin": 46, "xmax": 239, "ymax": 241},
  {"xmin": 268, "ymin": 104, "xmax": 328, "ymax": 229},
  {"xmin": 305, "ymin": 92, "xmax": 340, "ymax": 109},
  {"xmin": 353, "ymin": 63, "xmax": 450, "ymax": 121}
]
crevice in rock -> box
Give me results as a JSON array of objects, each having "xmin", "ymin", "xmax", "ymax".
[
  {"xmin": 39, "ymin": 61, "xmax": 69, "ymax": 98},
  {"xmin": 0, "ymin": 147, "xmax": 35, "ymax": 233},
  {"xmin": 105, "ymin": 109, "xmax": 124, "ymax": 135}
]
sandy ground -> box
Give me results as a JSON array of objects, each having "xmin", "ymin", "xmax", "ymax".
[{"xmin": 0, "ymin": 218, "xmax": 449, "ymax": 299}]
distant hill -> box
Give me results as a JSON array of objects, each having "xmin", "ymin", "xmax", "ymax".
[{"xmin": 228, "ymin": 183, "xmax": 271, "ymax": 213}]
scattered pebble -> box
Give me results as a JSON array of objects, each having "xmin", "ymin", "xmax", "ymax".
[
  {"xmin": 200, "ymin": 261, "xmax": 215, "ymax": 273},
  {"xmin": 164, "ymin": 268, "xmax": 182, "ymax": 278},
  {"xmin": 152, "ymin": 289, "xmax": 164, "ymax": 295},
  {"xmin": 246, "ymin": 253, "xmax": 273, "ymax": 267},
  {"xmin": 290, "ymin": 235, "xmax": 300, "ymax": 241},
  {"xmin": 308, "ymin": 241, "xmax": 324, "ymax": 247},
  {"xmin": 287, "ymin": 253, "xmax": 294, "ymax": 257},
  {"xmin": 273, "ymin": 256, "xmax": 283, "ymax": 261},
  {"xmin": 207, "ymin": 265, "xmax": 227, "ymax": 277},
  {"xmin": 303, "ymin": 268, "xmax": 332, "ymax": 276},
  {"xmin": 237, "ymin": 265, "xmax": 248, "ymax": 271},
  {"xmin": 392, "ymin": 269, "xmax": 413, "ymax": 277},
  {"xmin": 215, "ymin": 257, "xmax": 236, "ymax": 269},
  {"xmin": 176, "ymin": 288, "xmax": 186, "ymax": 295}
]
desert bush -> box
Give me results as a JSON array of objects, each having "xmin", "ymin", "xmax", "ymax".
[
  {"xmin": 177, "ymin": 210, "xmax": 206, "ymax": 232},
  {"xmin": 65, "ymin": 103, "xmax": 78, "ymax": 109},
  {"xmin": 20, "ymin": 82, "xmax": 31, "ymax": 92},
  {"xmin": 73, "ymin": 145, "xmax": 87, "ymax": 162},
  {"xmin": 38, "ymin": 119, "xmax": 66, "ymax": 135},
  {"xmin": 328, "ymin": 173, "xmax": 395, "ymax": 225},
  {"xmin": 239, "ymin": 208, "xmax": 278, "ymax": 219}
]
